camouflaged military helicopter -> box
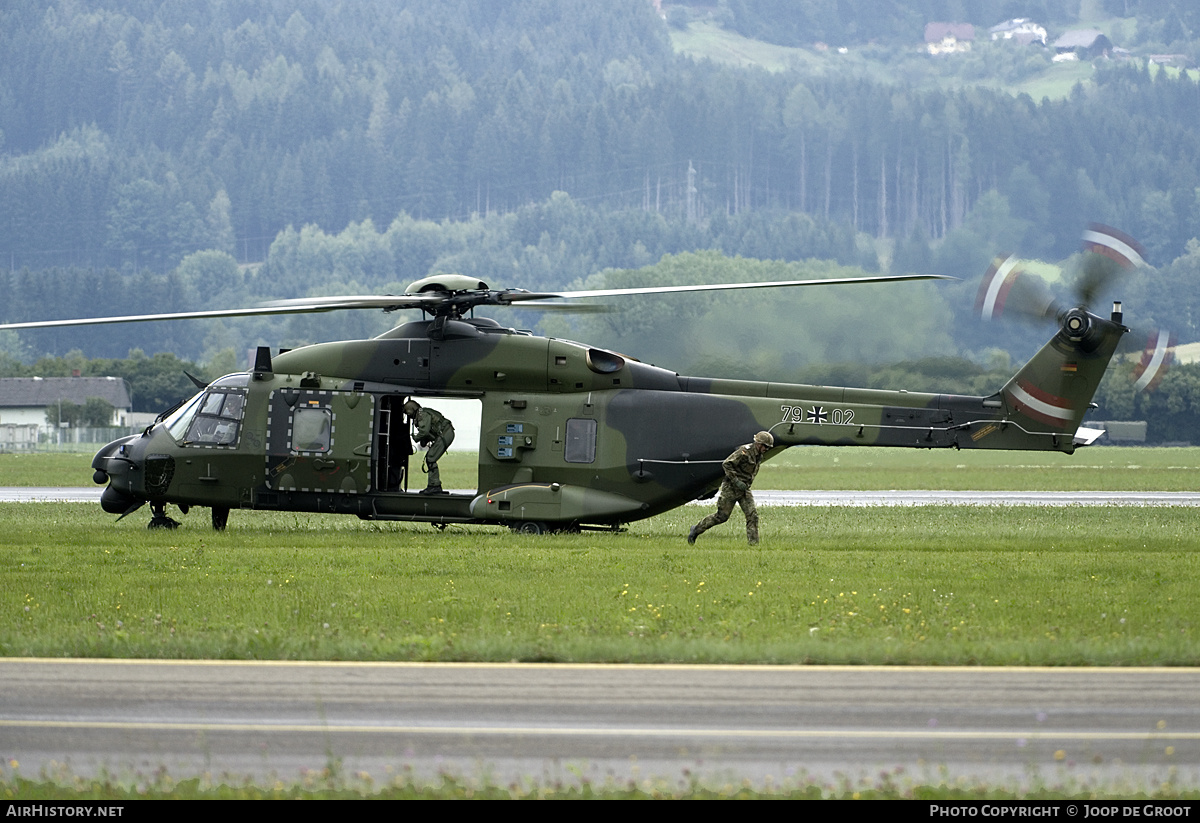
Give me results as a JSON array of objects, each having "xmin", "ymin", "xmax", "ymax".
[{"xmin": 0, "ymin": 227, "xmax": 1154, "ymax": 533}]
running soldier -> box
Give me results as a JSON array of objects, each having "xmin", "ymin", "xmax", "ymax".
[{"xmin": 688, "ymin": 430, "xmax": 774, "ymax": 545}]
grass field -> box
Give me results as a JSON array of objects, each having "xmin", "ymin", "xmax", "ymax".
[
  {"xmin": 668, "ymin": 20, "xmax": 1106, "ymax": 101},
  {"xmin": 3, "ymin": 444, "xmax": 1199, "ymax": 664},
  {"xmin": 4, "ymin": 449, "xmax": 1199, "ymax": 798},
  {"xmin": 3, "ymin": 765, "xmax": 1194, "ymax": 800},
  {"xmin": 4, "ymin": 503, "xmax": 1197, "ymax": 664},
  {"xmin": 5, "ymin": 445, "xmax": 1199, "ymax": 490}
]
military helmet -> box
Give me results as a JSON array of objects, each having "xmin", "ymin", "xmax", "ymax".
[
  {"xmin": 402, "ymin": 400, "xmax": 420, "ymax": 416},
  {"xmin": 753, "ymin": 430, "xmax": 774, "ymax": 448}
]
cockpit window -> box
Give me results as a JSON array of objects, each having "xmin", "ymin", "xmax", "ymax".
[
  {"xmin": 167, "ymin": 389, "xmax": 247, "ymax": 447},
  {"xmin": 164, "ymin": 391, "xmax": 205, "ymax": 441}
]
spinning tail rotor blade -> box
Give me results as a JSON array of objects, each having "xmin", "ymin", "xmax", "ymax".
[
  {"xmin": 1081, "ymin": 223, "xmax": 1147, "ymax": 269},
  {"xmin": 1081, "ymin": 224, "xmax": 1173, "ymax": 393},
  {"xmin": 1132, "ymin": 327, "xmax": 1175, "ymax": 393},
  {"xmin": 1077, "ymin": 223, "xmax": 1146, "ymax": 307},
  {"xmin": 974, "ymin": 252, "xmax": 1057, "ymax": 321},
  {"xmin": 976, "ymin": 225, "xmax": 1172, "ymax": 394}
]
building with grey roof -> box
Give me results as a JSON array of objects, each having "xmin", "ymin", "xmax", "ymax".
[
  {"xmin": 0, "ymin": 376, "xmax": 133, "ymax": 428},
  {"xmin": 1053, "ymin": 29, "xmax": 1113, "ymax": 58}
]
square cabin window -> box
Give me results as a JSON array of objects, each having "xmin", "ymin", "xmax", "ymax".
[
  {"xmin": 564, "ymin": 418, "xmax": 597, "ymax": 463},
  {"xmin": 292, "ymin": 407, "xmax": 331, "ymax": 452}
]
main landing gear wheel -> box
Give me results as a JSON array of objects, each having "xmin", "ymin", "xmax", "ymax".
[
  {"xmin": 511, "ymin": 520, "xmax": 549, "ymax": 535},
  {"xmin": 211, "ymin": 506, "xmax": 230, "ymax": 531},
  {"xmin": 147, "ymin": 502, "xmax": 180, "ymax": 530}
]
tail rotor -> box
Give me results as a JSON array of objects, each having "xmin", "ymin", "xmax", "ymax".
[{"xmin": 975, "ymin": 224, "xmax": 1173, "ymax": 392}]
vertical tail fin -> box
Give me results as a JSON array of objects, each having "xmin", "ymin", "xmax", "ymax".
[{"xmin": 1000, "ymin": 307, "xmax": 1125, "ymax": 438}]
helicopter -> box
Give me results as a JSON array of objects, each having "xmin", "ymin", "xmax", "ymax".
[{"xmin": 0, "ymin": 230, "xmax": 1148, "ymax": 534}]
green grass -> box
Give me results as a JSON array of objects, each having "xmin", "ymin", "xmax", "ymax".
[
  {"xmin": 4, "ymin": 500, "xmax": 1198, "ymax": 665},
  {"xmin": 4, "ymin": 764, "xmax": 1197, "ymax": 800},
  {"xmin": 0, "ymin": 452, "xmax": 103, "ymax": 486},
  {"xmin": 669, "ymin": 19, "xmax": 1200, "ymax": 103},
  {"xmin": 6, "ymin": 446, "xmax": 1200, "ymax": 490},
  {"xmin": 4, "ymin": 448, "xmax": 1198, "ymax": 664},
  {"xmin": 5, "ymin": 448, "xmax": 1200, "ymax": 798},
  {"xmin": 670, "ymin": 20, "xmax": 1100, "ymax": 100},
  {"xmin": 671, "ymin": 20, "xmax": 820, "ymax": 73},
  {"xmin": 1012, "ymin": 59, "xmax": 1095, "ymax": 101},
  {"xmin": 763, "ymin": 446, "xmax": 1200, "ymax": 491}
]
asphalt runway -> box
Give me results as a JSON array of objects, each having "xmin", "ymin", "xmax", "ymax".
[
  {"xmin": 7, "ymin": 487, "xmax": 1200, "ymax": 505},
  {"xmin": 3, "ymin": 659, "xmax": 1198, "ymax": 790}
]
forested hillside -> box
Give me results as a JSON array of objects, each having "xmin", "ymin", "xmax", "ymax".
[{"xmin": 3, "ymin": 0, "xmax": 1200, "ymax": 396}]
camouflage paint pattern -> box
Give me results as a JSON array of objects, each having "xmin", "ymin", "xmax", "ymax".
[{"xmin": 93, "ymin": 308, "xmax": 1126, "ymax": 531}]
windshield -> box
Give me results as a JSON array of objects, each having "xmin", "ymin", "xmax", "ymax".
[{"xmin": 163, "ymin": 391, "xmax": 205, "ymax": 441}]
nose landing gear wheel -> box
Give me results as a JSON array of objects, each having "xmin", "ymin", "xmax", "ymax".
[{"xmin": 147, "ymin": 502, "xmax": 180, "ymax": 529}]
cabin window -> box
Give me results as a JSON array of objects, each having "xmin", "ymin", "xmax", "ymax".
[
  {"xmin": 292, "ymin": 407, "xmax": 331, "ymax": 453},
  {"xmin": 564, "ymin": 418, "xmax": 597, "ymax": 463}
]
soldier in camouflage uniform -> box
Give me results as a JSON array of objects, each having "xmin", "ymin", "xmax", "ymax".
[
  {"xmin": 404, "ymin": 400, "xmax": 455, "ymax": 495},
  {"xmin": 688, "ymin": 430, "xmax": 774, "ymax": 545}
]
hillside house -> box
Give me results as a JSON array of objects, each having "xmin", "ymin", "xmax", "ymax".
[
  {"xmin": 925, "ymin": 23, "xmax": 975, "ymax": 55},
  {"xmin": 989, "ymin": 18, "xmax": 1046, "ymax": 46},
  {"xmin": 1053, "ymin": 29, "xmax": 1112, "ymax": 60},
  {"xmin": 0, "ymin": 376, "xmax": 133, "ymax": 430}
]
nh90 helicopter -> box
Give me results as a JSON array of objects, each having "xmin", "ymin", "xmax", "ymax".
[{"xmin": 1, "ymin": 225, "xmax": 1160, "ymax": 534}]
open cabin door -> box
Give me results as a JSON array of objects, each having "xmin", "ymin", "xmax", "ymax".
[{"xmin": 374, "ymin": 395, "xmax": 414, "ymax": 492}]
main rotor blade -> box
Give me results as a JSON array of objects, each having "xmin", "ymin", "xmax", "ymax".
[
  {"xmin": 259, "ymin": 294, "xmax": 449, "ymax": 311},
  {"xmin": 543, "ymin": 273, "xmax": 957, "ymax": 301},
  {"xmin": 0, "ymin": 304, "xmax": 336, "ymax": 331},
  {"xmin": 0, "ymin": 273, "xmax": 955, "ymax": 331},
  {"xmin": 0, "ymin": 294, "xmax": 449, "ymax": 331}
]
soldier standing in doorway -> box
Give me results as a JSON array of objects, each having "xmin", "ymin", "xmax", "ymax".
[
  {"xmin": 403, "ymin": 400, "xmax": 455, "ymax": 495},
  {"xmin": 688, "ymin": 430, "xmax": 774, "ymax": 545}
]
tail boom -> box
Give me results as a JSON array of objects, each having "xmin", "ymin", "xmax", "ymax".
[{"xmin": 677, "ymin": 307, "xmax": 1126, "ymax": 455}]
